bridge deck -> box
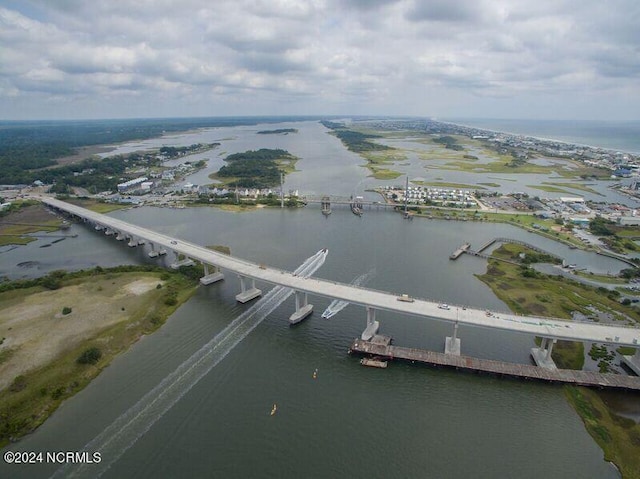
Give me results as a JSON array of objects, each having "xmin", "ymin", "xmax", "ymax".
[
  {"xmin": 349, "ymin": 338, "xmax": 640, "ymax": 391},
  {"xmin": 40, "ymin": 196, "xmax": 640, "ymax": 348}
]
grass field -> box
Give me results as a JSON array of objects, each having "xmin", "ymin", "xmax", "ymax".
[
  {"xmin": 0, "ymin": 203, "xmax": 65, "ymax": 246},
  {"xmin": 66, "ymin": 197, "xmax": 131, "ymax": 213},
  {"xmin": 0, "ymin": 268, "xmax": 198, "ymax": 446},
  {"xmin": 565, "ymin": 387, "xmax": 640, "ymax": 479},
  {"xmin": 476, "ymin": 243, "xmax": 640, "ymax": 478}
]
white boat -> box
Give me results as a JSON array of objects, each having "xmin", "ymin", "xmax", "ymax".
[
  {"xmin": 322, "ymin": 301, "xmax": 348, "ymax": 319},
  {"xmin": 321, "ymin": 269, "xmax": 376, "ymax": 319}
]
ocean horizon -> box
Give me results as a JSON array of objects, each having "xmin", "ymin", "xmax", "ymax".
[{"xmin": 445, "ymin": 117, "xmax": 640, "ymax": 155}]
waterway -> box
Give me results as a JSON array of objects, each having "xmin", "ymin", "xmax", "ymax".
[{"xmin": 0, "ymin": 120, "xmax": 630, "ymax": 478}]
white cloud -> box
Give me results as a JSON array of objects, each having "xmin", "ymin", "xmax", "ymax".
[{"xmin": 0, "ymin": 0, "xmax": 639, "ymax": 119}]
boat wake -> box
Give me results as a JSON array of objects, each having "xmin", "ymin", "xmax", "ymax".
[
  {"xmin": 51, "ymin": 249, "xmax": 328, "ymax": 478},
  {"xmin": 321, "ymin": 268, "xmax": 375, "ymax": 319}
]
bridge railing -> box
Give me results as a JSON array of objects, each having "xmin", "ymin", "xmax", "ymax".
[{"xmin": 324, "ymin": 277, "xmax": 640, "ymax": 330}]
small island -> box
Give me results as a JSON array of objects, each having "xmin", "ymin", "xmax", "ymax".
[
  {"xmin": 256, "ymin": 128, "xmax": 298, "ymax": 135},
  {"xmin": 210, "ymin": 148, "xmax": 298, "ymax": 188}
]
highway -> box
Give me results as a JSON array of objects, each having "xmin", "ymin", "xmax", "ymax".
[{"xmin": 41, "ymin": 196, "xmax": 640, "ymax": 348}]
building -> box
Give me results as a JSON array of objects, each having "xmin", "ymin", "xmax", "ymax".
[{"xmin": 117, "ymin": 177, "xmax": 148, "ymax": 193}]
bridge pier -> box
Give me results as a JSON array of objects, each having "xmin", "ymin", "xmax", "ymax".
[
  {"xmin": 200, "ymin": 264, "xmax": 224, "ymax": 285},
  {"xmin": 170, "ymin": 251, "xmax": 195, "ymax": 269},
  {"xmin": 445, "ymin": 321, "xmax": 461, "ymax": 356},
  {"xmin": 361, "ymin": 307, "xmax": 379, "ymax": 340},
  {"xmin": 235, "ymin": 275, "xmax": 262, "ymax": 303},
  {"xmin": 321, "ymin": 196, "xmax": 331, "ymax": 216},
  {"xmin": 148, "ymin": 242, "xmax": 159, "ymax": 257},
  {"xmin": 621, "ymin": 347, "xmax": 640, "ymax": 376},
  {"xmin": 127, "ymin": 235, "xmax": 138, "ymax": 247},
  {"xmin": 531, "ymin": 337, "xmax": 558, "ymax": 370},
  {"xmin": 289, "ymin": 291, "xmax": 313, "ymax": 324},
  {"xmin": 115, "ymin": 231, "xmax": 125, "ymax": 241}
]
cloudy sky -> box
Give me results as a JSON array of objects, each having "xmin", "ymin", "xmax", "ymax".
[{"xmin": 1, "ymin": 0, "xmax": 639, "ymax": 120}]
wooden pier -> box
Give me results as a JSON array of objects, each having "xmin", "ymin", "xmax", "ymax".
[
  {"xmin": 349, "ymin": 337, "xmax": 640, "ymax": 392},
  {"xmin": 449, "ymin": 243, "xmax": 470, "ymax": 260}
]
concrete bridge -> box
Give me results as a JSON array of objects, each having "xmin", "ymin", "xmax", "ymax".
[{"xmin": 41, "ymin": 197, "xmax": 640, "ymax": 374}]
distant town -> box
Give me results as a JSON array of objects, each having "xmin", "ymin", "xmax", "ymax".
[{"xmin": 2, "ymin": 119, "xmax": 640, "ymax": 231}]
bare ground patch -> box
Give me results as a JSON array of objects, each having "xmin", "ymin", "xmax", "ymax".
[{"xmin": 0, "ymin": 276, "xmax": 162, "ymax": 390}]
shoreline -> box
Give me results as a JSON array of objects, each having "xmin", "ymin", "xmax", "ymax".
[
  {"xmin": 0, "ymin": 267, "xmax": 199, "ymax": 446},
  {"xmin": 441, "ymin": 118, "xmax": 640, "ymax": 156}
]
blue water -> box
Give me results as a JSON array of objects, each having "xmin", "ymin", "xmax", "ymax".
[{"xmin": 445, "ymin": 118, "xmax": 640, "ymax": 154}]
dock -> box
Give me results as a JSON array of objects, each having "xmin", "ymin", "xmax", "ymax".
[
  {"xmin": 449, "ymin": 243, "xmax": 470, "ymax": 260},
  {"xmin": 349, "ymin": 338, "xmax": 640, "ymax": 391},
  {"xmin": 360, "ymin": 358, "xmax": 388, "ymax": 368}
]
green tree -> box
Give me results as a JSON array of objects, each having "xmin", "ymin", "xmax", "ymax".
[{"xmin": 77, "ymin": 347, "xmax": 102, "ymax": 365}]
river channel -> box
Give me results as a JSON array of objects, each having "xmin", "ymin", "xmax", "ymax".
[{"xmin": 1, "ymin": 120, "xmax": 629, "ymax": 478}]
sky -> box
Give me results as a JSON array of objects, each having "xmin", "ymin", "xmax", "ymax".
[{"xmin": 1, "ymin": 0, "xmax": 639, "ymax": 121}]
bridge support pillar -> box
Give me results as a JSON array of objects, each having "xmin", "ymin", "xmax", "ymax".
[
  {"xmin": 148, "ymin": 242, "xmax": 159, "ymax": 258},
  {"xmin": 127, "ymin": 235, "xmax": 138, "ymax": 247},
  {"xmin": 531, "ymin": 337, "xmax": 558, "ymax": 370},
  {"xmin": 445, "ymin": 321, "xmax": 461, "ymax": 356},
  {"xmin": 115, "ymin": 231, "xmax": 125, "ymax": 241},
  {"xmin": 200, "ymin": 264, "xmax": 224, "ymax": 285},
  {"xmin": 621, "ymin": 347, "xmax": 640, "ymax": 376},
  {"xmin": 235, "ymin": 275, "xmax": 262, "ymax": 303},
  {"xmin": 361, "ymin": 307, "xmax": 379, "ymax": 341},
  {"xmin": 170, "ymin": 251, "xmax": 195, "ymax": 269},
  {"xmin": 289, "ymin": 291, "xmax": 313, "ymax": 324}
]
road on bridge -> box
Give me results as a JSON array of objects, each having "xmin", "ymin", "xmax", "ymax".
[{"xmin": 40, "ymin": 196, "xmax": 640, "ymax": 348}]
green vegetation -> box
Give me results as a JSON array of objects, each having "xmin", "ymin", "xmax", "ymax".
[
  {"xmin": 159, "ymin": 144, "xmax": 218, "ymax": 158},
  {"xmin": 590, "ymin": 216, "xmax": 616, "ymax": 236},
  {"xmin": 257, "ymin": 129, "xmax": 298, "ymax": 135},
  {"xmin": 539, "ymin": 181, "xmax": 604, "ymax": 196},
  {"xmin": 367, "ymin": 166, "xmax": 403, "ymax": 179},
  {"xmin": 76, "ymin": 347, "xmax": 102, "ymax": 365},
  {"xmin": 433, "ymin": 135, "xmax": 464, "ymax": 151},
  {"xmin": 0, "ymin": 265, "xmax": 200, "ymax": 446},
  {"xmin": 477, "ymin": 243, "xmax": 640, "ymax": 476},
  {"xmin": 0, "ymin": 118, "xmax": 272, "ymax": 185},
  {"xmin": 587, "ymin": 218, "xmax": 640, "ymax": 254},
  {"xmin": 477, "ymin": 243, "xmax": 638, "ymax": 324},
  {"xmin": 411, "ymin": 133, "xmax": 611, "ymax": 179},
  {"xmin": 617, "ymin": 346, "xmax": 636, "ymax": 356},
  {"xmin": 65, "ymin": 197, "xmax": 130, "ymax": 214},
  {"xmin": 61, "ymin": 306, "xmax": 72, "ymax": 315},
  {"xmin": 564, "ymin": 387, "xmax": 640, "ymax": 479},
  {"xmin": 527, "ymin": 184, "xmax": 574, "ymax": 194},
  {"xmin": 412, "ymin": 181, "xmax": 487, "ymax": 190},
  {"xmin": 212, "ymin": 148, "xmax": 298, "ymax": 188},
  {"xmin": 321, "ymin": 121, "xmax": 404, "ymax": 178},
  {"xmin": 9, "ymin": 152, "xmax": 161, "ymax": 193},
  {"xmin": 0, "ymin": 201, "xmax": 67, "ymax": 246},
  {"xmin": 321, "ymin": 121, "xmax": 393, "ymax": 153}
]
